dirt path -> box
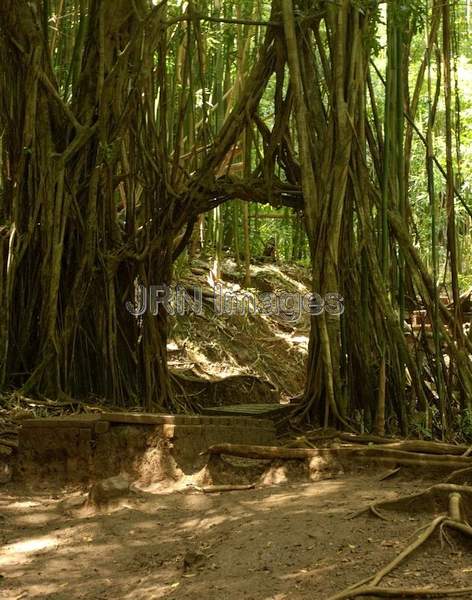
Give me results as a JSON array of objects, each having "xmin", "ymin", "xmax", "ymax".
[{"xmin": 1, "ymin": 474, "xmax": 472, "ymax": 599}]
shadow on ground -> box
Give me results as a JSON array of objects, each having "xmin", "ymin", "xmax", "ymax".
[{"xmin": 2, "ymin": 472, "xmax": 472, "ymax": 599}]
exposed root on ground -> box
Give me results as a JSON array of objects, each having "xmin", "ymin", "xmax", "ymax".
[
  {"xmin": 201, "ymin": 439, "xmax": 472, "ymax": 598},
  {"xmin": 328, "ymin": 490, "xmax": 472, "ymax": 600},
  {"xmin": 445, "ymin": 465, "xmax": 472, "ymax": 484},
  {"xmin": 191, "ymin": 483, "xmax": 256, "ymax": 493},
  {"xmin": 203, "ymin": 443, "xmax": 472, "ymax": 469},
  {"xmin": 326, "ymin": 585, "xmax": 472, "ymax": 598},
  {"xmin": 349, "ymin": 483, "xmax": 472, "ymax": 521}
]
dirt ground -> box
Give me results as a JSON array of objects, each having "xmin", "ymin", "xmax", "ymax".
[{"xmin": 1, "ymin": 471, "xmax": 472, "ymax": 600}]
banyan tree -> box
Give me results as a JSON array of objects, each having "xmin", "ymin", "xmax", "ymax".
[
  {"xmin": 1, "ymin": 0, "xmax": 471, "ymax": 437},
  {"xmin": 0, "ymin": 0, "xmax": 289, "ymax": 410}
]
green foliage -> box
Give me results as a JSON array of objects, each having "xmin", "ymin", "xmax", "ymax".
[
  {"xmin": 457, "ymin": 408, "xmax": 472, "ymax": 441},
  {"xmin": 410, "ymin": 412, "xmax": 433, "ymax": 440}
]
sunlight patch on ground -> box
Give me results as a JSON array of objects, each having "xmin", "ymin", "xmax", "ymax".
[
  {"xmin": 7, "ymin": 500, "xmax": 41, "ymax": 509},
  {"xmin": 123, "ymin": 581, "xmax": 181, "ymax": 599},
  {"xmin": 0, "ymin": 535, "xmax": 58, "ymax": 567},
  {"xmin": 271, "ymin": 329, "xmax": 309, "ymax": 349},
  {"xmin": 241, "ymin": 481, "xmax": 344, "ymax": 510},
  {"xmin": 14, "ymin": 511, "xmax": 59, "ymax": 527},
  {"xmin": 279, "ymin": 563, "xmax": 337, "ymax": 581},
  {"xmin": 179, "ymin": 514, "xmax": 228, "ymax": 531}
]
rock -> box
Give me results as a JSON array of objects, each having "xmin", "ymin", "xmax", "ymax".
[
  {"xmin": 0, "ymin": 462, "xmax": 11, "ymax": 484},
  {"xmin": 87, "ymin": 473, "xmax": 131, "ymax": 507},
  {"xmin": 182, "ymin": 550, "xmax": 207, "ymax": 571},
  {"xmin": 59, "ymin": 494, "xmax": 87, "ymax": 512}
]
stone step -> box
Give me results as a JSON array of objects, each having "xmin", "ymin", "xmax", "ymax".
[{"xmin": 201, "ymin": 403, "xmax": 293, "ymax": 427}]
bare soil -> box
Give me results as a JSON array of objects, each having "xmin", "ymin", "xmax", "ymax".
[{"xmin": 1, "ymin": 471, "xmax": 472, "ymax": 599}]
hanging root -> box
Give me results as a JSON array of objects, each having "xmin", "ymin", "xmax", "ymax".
[{"xmin": 328, "ymin": 492, "xmax": 472, "ymax": 600}]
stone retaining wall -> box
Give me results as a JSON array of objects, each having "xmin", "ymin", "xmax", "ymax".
[{"xmin": 16, "ymin": 413, "xmax": 276, "ymax": 487}]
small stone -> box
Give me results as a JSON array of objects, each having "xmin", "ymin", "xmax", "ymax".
[
  {"xmin": 87, "ymin": 473, "xmax": 131, "ymax": 507},
  {"xmin": 0, "ymin": 462, "xmax": 11, "ymax": 484},
  {"xmin": 60, "ymin": 494, "xmax": 86, "ymax": 512},
  {"xmin": 182, "ymin": 550, "xmax": 206, "ymax": 571}
]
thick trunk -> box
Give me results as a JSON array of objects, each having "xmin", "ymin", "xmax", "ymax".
[
  {"xmin": 0, "ymin": 1, "xmax": 278, "ymax": 409},
  {"xmin": 0, "ymin": 0, "xmax": 176, "ymax": 409},
  {"xmin": 283, "ymin": 0, "xmax": 363, "ymax": 427}
]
